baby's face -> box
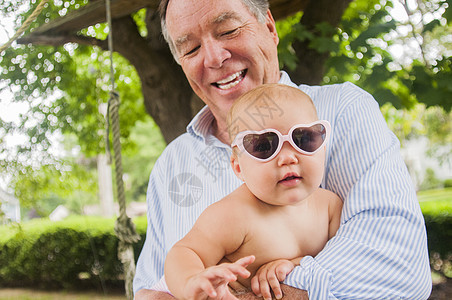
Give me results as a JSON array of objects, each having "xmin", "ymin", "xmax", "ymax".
[{"xmin": 230, "ymin": 92, "xmax": 327, "ymax": 206}]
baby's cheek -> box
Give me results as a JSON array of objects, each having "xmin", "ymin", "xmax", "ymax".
[{"xmin": 246, "ymin": 175, "xmax": 273, "ymax": 198}]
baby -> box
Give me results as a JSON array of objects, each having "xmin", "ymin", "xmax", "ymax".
[{"xmin": 164, "ymin": 83, "xmax": 342, "ymax": 300}]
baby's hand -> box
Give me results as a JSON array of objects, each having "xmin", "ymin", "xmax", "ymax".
[
  {"xmin": 184, "ymin": 255, "xmax": 255, "ymax": 300},
  {"xmin": 250, "ymin": 259, "xmax": 295, "ymax": 300}
]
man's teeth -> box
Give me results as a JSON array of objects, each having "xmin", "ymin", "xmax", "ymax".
[
  {"xmin": 216, "ymin": 71, "xmax": 244, "ymax": 90},
  {"xmin": 217, "ymin": 71, "xmax": 242, "ymax": 84}
]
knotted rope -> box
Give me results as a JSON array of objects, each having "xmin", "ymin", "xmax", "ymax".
[
  {"xmin": 104, "ymin": 0, "xmax": 140, "ymax": 299},
  {"xmin": 106, "ymin": 91, "xmax": 140, "ymax": 300}
]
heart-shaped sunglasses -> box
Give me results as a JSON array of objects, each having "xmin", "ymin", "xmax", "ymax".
[{"xmin": 231, "ymin": 120, "xmax": 331, "ymax": 162}]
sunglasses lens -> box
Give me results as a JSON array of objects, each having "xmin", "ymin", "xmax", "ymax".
[
  {"xmin": 292, "ymin": 124, "xmax": 326, "ymax": 153},
  {"xmin": 243, "ymin": 132, "xmax": 279, "ymax": 160}
]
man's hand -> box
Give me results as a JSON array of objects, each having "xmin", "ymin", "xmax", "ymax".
[
  {"xmin": 233, "ymin": 284, "xmax": 308, "ymax": 300},
  {"xmin": 135, "ymin": 289, "xmax": 175, "ymax": 299}
]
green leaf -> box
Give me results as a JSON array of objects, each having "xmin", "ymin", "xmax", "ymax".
[
  {"xmin": 444, "ymin": 0, "xmax": 452, "ymax": 23},
  {"xmin": 423, "ymin": 19, "xmax": 441, "ymax": 33},
  {"xmin": 309, "ymin": 37, "xmax": 340, "ymax": 53},
  {"xmin": 373, "ymin": 88, "xmax": 402, "ymax": 108},
  {"xmin": 350, "ymin": 20, "xmax": 396, "ymax": 51},
  {"xmin": 327, "ymin": 55, "xmax": 355, "ymax": 74}
]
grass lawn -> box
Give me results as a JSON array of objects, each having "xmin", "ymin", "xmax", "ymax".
[
  {"xmin": 418, "ymin": 187, "xmax": 452, "ymax": 214},
  {"xmin": 0, "ymin": 288, "xmax": 126, "ymax": 300}
]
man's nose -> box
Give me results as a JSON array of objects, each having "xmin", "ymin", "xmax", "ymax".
[
  {"xmin": 277, "ymin": 142, "xmax": 299, "ymax": 166},
  {"xmin": 203, "ymin": 40, "xmax": 231, "ymax": 69}
]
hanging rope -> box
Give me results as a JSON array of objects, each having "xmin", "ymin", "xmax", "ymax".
[
  {"xmin": 104, "ymin": 0, "xmax": 140, "ymax": 299},
  {"xmin": 1, "ymin": 1, "xmax": 139, "ymax": 297},
  {"xmin": 0, "ymin": 0, "xmax": 49, "ymax": 53}
]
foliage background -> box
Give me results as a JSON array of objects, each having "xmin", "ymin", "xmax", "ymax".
[{"xmin": 0, "ymin": 0, "xmax": 450, "ymax": 219}]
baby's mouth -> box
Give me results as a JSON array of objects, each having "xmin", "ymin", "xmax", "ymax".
[
  {"xmin": 278, "ymin": 172, "xmax": 302, "ymax": 184},
  {"xmin": 213, "ymin": 70, "xmax": 246, "ymax": 90},
  {"xmin": 279, "ymin": 175, "xmax": 301, "ymax": 183}
]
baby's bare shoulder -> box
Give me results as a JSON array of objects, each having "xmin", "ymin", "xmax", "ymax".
[
  {"xmin": 314, "ymin": 188, "xmax": 342, "ymax": 207},
  {"xmin": 203, "ymin": 184, "xmax": 258, "ymax": 221}
]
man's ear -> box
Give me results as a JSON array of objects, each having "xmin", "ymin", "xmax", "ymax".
[
  {"xmin": 231, "ymin": 151, "xmax": 244, "ymax": 181},
  {"xmin": 265, "ymin": 9, "xmax": 279, "ymax": 45}
]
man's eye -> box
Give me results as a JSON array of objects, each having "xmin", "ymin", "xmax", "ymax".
[
  {"xmin": 185, "ymin": 46, "xmax": 200, "ymax": 56},
  {"xmin": 222, "ymin": 28, "xmax": 238, "ymax": 36}
]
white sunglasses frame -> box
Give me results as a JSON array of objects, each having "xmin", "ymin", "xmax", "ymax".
[{"xmin": 231, "ymin": 120, "xmax": 331, "ymax": 162}]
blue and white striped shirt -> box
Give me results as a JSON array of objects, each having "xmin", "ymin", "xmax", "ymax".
[{"xmin": 133, "ymin": 72, "xmax": 432, "ymax": 299}]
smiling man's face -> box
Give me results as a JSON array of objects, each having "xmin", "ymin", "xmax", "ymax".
[{"xmin": 166, "ymin": 0, "xmax": 280, "ymax": 130}]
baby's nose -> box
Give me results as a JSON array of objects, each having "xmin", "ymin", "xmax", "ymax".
[{"xmin": 276, "ymin": 142, "xmax": 299, "ymax": 166}]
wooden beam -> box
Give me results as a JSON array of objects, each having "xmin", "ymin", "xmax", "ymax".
[
  {"xmin": 19, "ymin": 0, "xmax": 309, "ymax": 44},
  {"xmin": 30, "ymin": 0, "xmax": 156, "ymax": 35}
]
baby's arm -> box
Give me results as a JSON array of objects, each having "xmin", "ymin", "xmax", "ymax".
[
  {"xmin": 166, "ymin": 249, "xmax": 254, "ymax": 299},
  {"xmin": 164, "ymin": 200, "xmax": 250, "ymax": 299},
  {"xmin": 250, "ymin": 257, "xmax": 301, "ymax": 300},
  {"xmin": 328, "ymin": 192, "xmax": 343, "ymax": 239}
]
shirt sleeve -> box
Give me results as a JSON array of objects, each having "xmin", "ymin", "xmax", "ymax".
[
  {"xmin": 133, "ymin": 155, "xmax": 167, "ymax": 295},
  {"xmin": 284, "ymin": 83, "xmax": 432, "ymax": 299}
]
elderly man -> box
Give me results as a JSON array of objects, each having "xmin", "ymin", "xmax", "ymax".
[{"xmin": 134, "ymin": 0, "xmax": 432, "ymax": 299}]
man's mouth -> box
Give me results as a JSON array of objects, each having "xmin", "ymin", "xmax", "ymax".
[{"xmin": 213, "ymin": 70, "xmax": 246, "ymax": 90}]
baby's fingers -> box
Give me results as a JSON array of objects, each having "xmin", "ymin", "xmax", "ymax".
[
  {"xmin": 225, "ymin": 256, "xmax": 255, "ymax": 279},
  {"xmin": 185, "ymin": 277, "xmax": 217, "ymax": 299},
  {"xmin": 267, "ymin": 274, "xmax": 282, "ymax": 300},
  {"xmin": 257, "ymin": 274, "xmax": 273, "ymax": 300},
  {"xmin": 251, "ymin": 274, "xmax": 261, "ymax": 297},
  {"xmin": 206, "ymin": 266, "xmax": 238, "ymax": 284},
  {"xmin": 251, "ymin": 269, "xmax": 283, "ymax": 300},
  {"xmin": 198, "ymin": 279, "xmax": 218, "ymax": 298},
  {"xmin": 275, "ymin": 260, "xmax": 295, "ymax": 282},
  {"xmin": 234, "ymin": 255, "xmax": 255, "ymax": 268}
]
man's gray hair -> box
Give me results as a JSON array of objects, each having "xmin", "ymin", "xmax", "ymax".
[{"xmin": 158, "ymin": 0, "xmax": 270, "ymax": 64}]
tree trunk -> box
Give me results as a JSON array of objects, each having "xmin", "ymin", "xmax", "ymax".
[
  {"xmin": 110, "ymin": 13, "xmax": 197, "ymax": 144},
  {"xmin": 289, "ymin": 0, "xmax": 353, "ymax": 85}
]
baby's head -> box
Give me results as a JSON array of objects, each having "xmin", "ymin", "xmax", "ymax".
[
  {"xmin": 227, "ymin": 83, "xmax": 320, "ymax": 144},
  {"xmin": 227, "ymin": 83, "xmax": 330, "ymax": 206}
]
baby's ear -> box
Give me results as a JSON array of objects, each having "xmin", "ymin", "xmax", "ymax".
[{"xmin": 230, "ymin": 151, "xmax": 244, "ymax": 181}]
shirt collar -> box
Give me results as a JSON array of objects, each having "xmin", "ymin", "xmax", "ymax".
[
  {"xmin": 187, "ymin": 105, "xmax": 214, "ymax": 142},
  {"xmin": 279, "ymin": 70, "xmax": 299, "ymax": 89}
]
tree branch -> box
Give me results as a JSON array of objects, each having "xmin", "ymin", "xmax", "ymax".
[
  {"xmin": 17, "ymin": 33, "xmax": 106, "ymax": 49},
  {"xmin": 399, "ymin": 0, "xmax": 430, "ymax": 67}
]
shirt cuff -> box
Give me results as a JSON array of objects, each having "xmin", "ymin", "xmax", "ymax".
[{"xmin": 284, "ymin": 256, "xmax": 336, "ymax": 299}]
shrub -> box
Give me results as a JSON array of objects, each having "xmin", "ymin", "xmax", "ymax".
[
  {"xmin": 424, "ymin": 212, "xmax": 452, "ymax": 259},
  {"xmin": 0, "ymin": 216, "xmax": 146, "ymax": 290},
  {"xmin": 1, "ymin": 206, "xmax": 451, "ymax": 288},
  {"xmin": 421, "ymin": 195, "xmax": 452, "ymax": 278},
  {"xmin": 444, "ymin": 179, "xmax": 452, "ymax": 188}
]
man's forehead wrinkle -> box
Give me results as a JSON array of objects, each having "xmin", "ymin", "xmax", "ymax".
[
  {"xmin": 168, "ymin": 3, "xmax": 204, "ymax": 49},
  {"xmin": 213, "ymin": 11, "xmax": 242, "ymax": 24},
  {"xmin": 173, "ymin": 11, "xmax": 242, "ymax": 50}
]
